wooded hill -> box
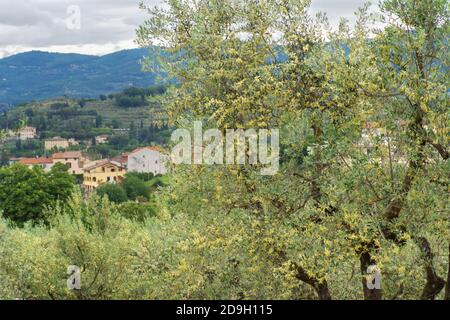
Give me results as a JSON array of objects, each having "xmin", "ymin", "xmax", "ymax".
[{"xmin": 0, "ymin": 85, "xmax": 169, "ymax": 141}]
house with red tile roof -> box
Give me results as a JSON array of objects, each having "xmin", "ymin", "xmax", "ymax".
[
  {"xmin": 111, "ymin": 152, "xmax": 129, "ymax": 167},
  {"xmin": 52, "ymin": 151, "xmax": 85, "ymax": 175},
  {"xmin": 82, "ymin": 160, "xmax": 126, "ymax": 191},
  {"xmin": 19, "ymin": 157, "xmax": 54, "ymax": 172}
]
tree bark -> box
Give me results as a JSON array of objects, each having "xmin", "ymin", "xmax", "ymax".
[
  {"xmin": 293, "ymin": 262, "xmax": 332, "ymax": 300},
  {"xmin": 416, "ymin": 237, "xmax": 446, "ymax": 300},
  {"xmin": 288, "ymin": 123, "xmax": 332, "ymax": 300},
  {"xmin": 445, "ymin": 244, "xmax": 450, "ymax": 300},
  {"xmin": 360, "ymin": 250, "xmax": 382, "ymax": 300}
]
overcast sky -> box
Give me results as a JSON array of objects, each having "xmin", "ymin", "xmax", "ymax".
[{"xmin": 0, "ymin": 0, "xmax": 375, "ymax": 59}]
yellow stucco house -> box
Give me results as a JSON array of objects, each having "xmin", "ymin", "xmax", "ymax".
[
  {"xmin": 44, "ymin": 137, "xmax": 79, "ymax": 150},
  {"xmin": 83, "ymin": 160, "xmax": 126, "ymax": 191}
]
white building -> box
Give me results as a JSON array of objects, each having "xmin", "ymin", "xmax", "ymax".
[{"xmin": 127, "ymin": 146, "xmax": 167, "ymax": 175}]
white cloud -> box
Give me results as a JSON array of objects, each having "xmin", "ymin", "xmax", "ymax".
[
  {"xmin": 0, "ymin": 0, "xmax": 157, "ymax": 58},
  {"xmin": 0, "ymin": 0, "xmax": 377, "ymax": 58},
  {"xmin": 310, "ymin": 0, "xmax": 380, "ymax": 27}
]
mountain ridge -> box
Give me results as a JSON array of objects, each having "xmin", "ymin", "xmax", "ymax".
[{"xmin": 0, "ymin": 48, "xmax": 164, "ymax": 107}]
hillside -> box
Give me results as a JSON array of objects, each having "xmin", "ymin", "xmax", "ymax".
[
  {"xmin": 0, "ymin": 87, "xmax": 170, "ymax": 159},
  {"xmin": 0, "ymin": 48, "xmax": 166, "ymax": 106},
  {"xmin": 1, "ymin": 88, "xmax": 168, "ymax": 136}
]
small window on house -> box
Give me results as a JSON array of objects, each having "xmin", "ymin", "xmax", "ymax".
[
  {"xmin": 107, "ymin": 177, "xmax": 111, "ymax": 182},
  {"xmin": 93, "ymin": 177, "xmax": 97, "ymax": 182}
]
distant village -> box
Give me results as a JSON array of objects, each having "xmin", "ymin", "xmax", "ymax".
[{"xmin": 7, "ymin": 126, "xmax": 168, "ymax": 191}]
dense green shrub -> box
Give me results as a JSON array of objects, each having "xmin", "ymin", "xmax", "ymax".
[
  {"xmin": 0, "ymin": 163, "xmax": 75, "ymax": 226},
  {"xmin": 123, "ymin": 175, "xmax": 150, "ymax": 200},
  {"xmin": 95, "ymin": 183, "xmax": 128, "ymax": 204}
]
